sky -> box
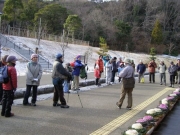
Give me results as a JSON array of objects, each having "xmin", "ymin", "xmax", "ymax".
[{"xmin": 1, "ymin": 35, "xmax": 178, "ymax": 76}]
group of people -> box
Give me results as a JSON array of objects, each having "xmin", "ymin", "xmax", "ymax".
[{"xmin": 136, "ymin": 59, "xmax": 180, "ymax": 88}]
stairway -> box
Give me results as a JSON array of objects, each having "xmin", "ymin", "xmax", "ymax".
[{"xmin": 0, "ymin": 34, "xmax": 53, "ymax": 70}]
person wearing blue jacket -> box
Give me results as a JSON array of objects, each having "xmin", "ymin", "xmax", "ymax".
[
  {"xmin": 71, "ymin": 55, "xmax": 83, "ymax": 91},
  {"xmin": 102, "ymin": 55, "xmax": 110, "ymax": 78},
  {"xmin": 137, "ymin": 60, "xmax": 146, "ymax": 83}
]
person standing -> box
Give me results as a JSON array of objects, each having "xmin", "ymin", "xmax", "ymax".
[
  {"xmin": 0, "ymin": 55, "xmax": 9, "ymax": 105},
  {"xmin": 137, "ymin": 60, "xmax": 146, "ymax": 83},
  {"xmin": 94, "ymin": 65, "xmax": 101, "ymax": 86},
  {"xmin": 111, "ymin": 57, "xmax": 117, "ymax": 84},
  {"xmin": 148, "ymin": 59, "xmax": 157, "ymax": 83},
  {"xmin": 23, "ymin": 54, "xmax": 42, "ymax": 106},
  {"xmin": 71, "ymin": 55, "xmax": 83, "ymax": 90},
  {"xmin": 175, "ymin": 58, "xmax": 180, "ymax": 84},
  {"xmin": 118, "ymin": 63, "xmax": 125, "ymax": 82},
  {"xmin": 158, "ymin": 61, "xmax": 167, "ymax": 85},
  {"xmin": 116, "ymin": 57, "xmax": 123, "ymax": 69},
  {"xmin": 105, "ymin": 58, "xmax": 113, "ymax": 85},
  {"xmin": 1, "ymin": 55, "xmax": 18, "ymax": 117},
  {"xmin": 102, "ymin": 55, "xmax": 110, "ymax": 78},
  {"xmin": 168, "ymin": 61, "xmax": 177, "ymax": 88},
  {"xmin": 95, "ymin": 55, "xmax": 104, "ymax": 78},
  {"xmin": 52, "ymin": 53, "xmax": 71, "ymax": 108},
  {"xmin": 63, "ymin": 63, "xmax": 72, "ymax": 93},
  {"xmin": 116, "ymin": 58, "xmax": 135, "ymax": 110}
]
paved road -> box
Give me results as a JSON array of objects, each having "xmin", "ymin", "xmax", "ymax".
[{"xmin": 1, "ymin": 74, "xmax": 180, "ymax": 135}]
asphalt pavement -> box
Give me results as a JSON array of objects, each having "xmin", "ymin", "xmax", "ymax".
[{"xmin": 0, "ymin": 73, "xmax": 180, "ymax": 135}]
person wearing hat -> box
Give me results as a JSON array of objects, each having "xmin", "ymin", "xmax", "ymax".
[
  {"xmin": 105, "ymin": 58, "xmax": 113, "ymax": 85},
  {"xmin": 158, "ymin": 61, "xmax": 167, "ymax": 85},
  {"xmin": 168, "ymin": 61, "xmax": 177, "ymax": 88},
  {"xmin": 137, "ymin": 60, "xmax": 146, "ymax": 83},
  {"xmin": 1, "ymin": 55, "xmax": 18, "ymax": 117},
  {"xmin": 0, "ymin": 55, "xmax": 9, "ymax": 105},
  {"xmin": 175, "ymin": 58, "xmax": 180, "ymax": 84},
  {"xmin": 148, "ymin": 59, "xmax": 157, "ymax": 83},
  {"xmin": 71, "ymin": 55, "xmax": 83, "ymax": 91},
  {"xmin": 23, "ymin": 54, "xmax": 42, "ymax": 106},
  {"xmin": 116, "ymin": 58, "xmax": 135, "ymax": 110},
  {"xmin": 52, "ymin": 53, "xmax": 71, "ymax": 108},
  {"xmin": 111, "ymin": 57, "xmax": 118, "ymax": 84}
]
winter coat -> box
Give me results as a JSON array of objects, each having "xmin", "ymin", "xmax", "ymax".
[
  {"xmin": 118, "ymin": 67, "xmax": 125, "ymax": 75},
  {"xmin": 26, "ymin": 61, "xmax": 42, "ymax": 86},
  {"xmin": 52, "ymin": 59, "xmax": 70, "ymax": 84},
  {"xmin": 94, "ymin": 69, "xmax": 100, "ymax": 78},
  {"xmin": 168, "ymin": 65, "xmax": 177, "ymax": 75},
  {"xmin": 148, "ymin": 62, "xmax": 157, "ymax": 73},
  {"xmin": 158, "ymin": 64, "xmax": 167, "ymax": 73},
  {"xmin": 137, "ymin": 64, "xmax": 146, "ymax": 74},
  {"xmin": 72, "ymin": 60, "xmax": 83, "ymax": 76},
  {"xmin": 112, "ymin": 61, "xmax": 118, "ymax": 72},
  {"xmin": 95, "ymin": 59, "xmax": 104, "ymax": 72},
  {"xmin": 102, "ymin": 56, "xmax": 109, "ymax": 67},
  {"xmin": 106, "ymin": 61, "xmax": 112, "ymax": 80},
  {"xmin": 3, "ymin": 65, "xmax": 17, "ymax": 91},
  {"xmin": 176, "ymin": 63, "xmax": 180, "ymax": 71}
]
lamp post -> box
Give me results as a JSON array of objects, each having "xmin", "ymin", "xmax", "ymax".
[{"xmin": 0, "ymin": 12, "xmax": 2, "ymax": 33}]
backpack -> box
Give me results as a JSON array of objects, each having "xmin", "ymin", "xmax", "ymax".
[
  {"xmin": 80, "ymin": 66, "xmax": 87, "ymax": 79},
  {"xmin": 0, "ymin": 65, "xmax": 9, "ymax": 84}
]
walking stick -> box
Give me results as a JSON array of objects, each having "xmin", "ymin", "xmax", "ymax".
[{"xmin": 77, "ymin": 90, "xmax": 83, "ymax": 108}]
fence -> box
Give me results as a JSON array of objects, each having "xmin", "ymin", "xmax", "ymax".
[{"xmin": 1, "ymin": 26, "xmax": 89, "ymax": 46}]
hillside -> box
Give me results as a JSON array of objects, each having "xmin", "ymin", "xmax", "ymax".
[{"xmin": 1, "ymin": 36, "xmax": 178, "ymax": 76}]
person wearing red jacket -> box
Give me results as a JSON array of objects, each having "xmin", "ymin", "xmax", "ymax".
[
  {"xmin": 1, "ymin": 56, "xmax": 18, "ymax": 117},
  {"xmin": 94, "ymin": 65, "xmax": 100, "ymax": 86},
  {"xmin": 148, "ymin": 59, "xmax": 157, "ymax": 83}
]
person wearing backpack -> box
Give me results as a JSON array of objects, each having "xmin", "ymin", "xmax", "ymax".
[
  {"xmin": 71, "ymin": 55, "xmax": 83, "ymax": 91},
  {"xmin": 0, "ymin": 55, "xmax": 9, "ymax": 105},
  {"xmin": 23, "ymin": 54, "xmax": 42, "ymax": 106},
  {"xmin": 1, "ymin": 55, "xmax": 18, "ymax": 117}
]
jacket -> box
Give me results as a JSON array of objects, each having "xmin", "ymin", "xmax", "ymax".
[
  {"xmin": 94, "ymin": 69, "xmax": 100, "ymax": 78},
  {"xmin": 26, "ymin": 61, "xmax": 42, "ymax": 86},
  {"xmin": 3, "ymin": 65, "xmax": 17, "ymax": 91},
  {"xmin": 72, "ymin": 60, "xmax": 83, "ymax": 76},
  {"xmin": 52, "ymin": 59, "xmax": 70, "ymax": 79},
  {"xmin": 168, "ymin": 65, "xmax": 177, "ymax": 75},
  {"xmin": 137, "ymin": 64, "xmax": 146, "ymax": 74},
  {"xmin": 148, "ymin": 62, "xmax": 157, "ymax": 73},
  {"xmin": 96, "ymin": 59, "xmax": 104, "ymax": 72},
  {"xmin": 158, "ymin": 64, "xmax": 167, "ymax": 73}
]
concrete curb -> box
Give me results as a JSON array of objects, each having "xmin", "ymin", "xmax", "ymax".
[
  {"xmin": 14, "ymin": 78, "xmax": 106, "ymax": 99},
  {"xmin": 14, "ymin": 73, "xmax": 149, "ymax": 99}
]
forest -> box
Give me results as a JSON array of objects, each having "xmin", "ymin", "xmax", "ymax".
[{"xmin": 1, "ymin": 0, "xmax": 180, "ymax": 55}]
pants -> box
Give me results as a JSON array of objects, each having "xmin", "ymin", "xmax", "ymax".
[
  {"xmin": 160, "ymin": 73, "xmax": 166, "ymax": 84},
  {"xmin": 138, "ymin": 73, "xmax": 144, "ymax": 83},
  {"xmin": 0, "ymin": 83, "xmax": 3, "ymax": 102},
  {"xmin": 117, "ymin": 85, "xmax": 133, "ymax": 108},
  {"xmin": 106, "ymin": 71, "xmax": 112, "ymax": 84},
  {"xmin": 1, "ymin": 90, "xmax": 13, "ymax": 116},
  {"xmin": 95, "ymin": 78, "xmax": 100, "ymax": 85},
  {"xmin": 23, "ymin": 85, "xmax": 38, "ymax": 104},
  {"xmin": 170, "ymin": 75, "xmax": 175, "ymax": 86},
  {"xmin": 149, "ymin": 73, "xmax": 155, "ymax": 82},
  {"xmin": 175, "ymin": 71, "xmax": 180, "ymax": 83},
  {"xmin": 111, "ymin": 71, "xmax": 116, "ymax": 83},
  {"xmin": 72, "ymin": 75, "xmax": 79, "ymax": 89},
  {"xmin": 53, "ymin": 80, "xmax": 66, "ymax": 105},
  {"xmin": 63, "ymin": 80, "xmax": 70, "ymax": 92},
  {"xmin": 104, "ymin": 67, "xmax": 106, "ymax": 78}
]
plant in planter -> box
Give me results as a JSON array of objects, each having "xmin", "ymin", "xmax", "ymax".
[
  {"xmin": 121, "ymin": 129, "xmax": 139, "ymax": 135},
  {"xmin": 130, "ymin": 123, "xmax": 147, "ymax": 135}
]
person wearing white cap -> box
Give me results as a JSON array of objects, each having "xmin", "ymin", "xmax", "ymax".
[
  {"xmin": 158, "ymin": 61, "xmax": 167, "ymax": 85},
  {"xmin": 1, "ymin": 55, "xmax": 18, "ymax": 117},
  {"xmin": 23, "ymin": 54, "xmax": 42, "ymax": 106},
  {"xmin": 116, "ymin": 58, "xmax": 135, "ymax": 110}
]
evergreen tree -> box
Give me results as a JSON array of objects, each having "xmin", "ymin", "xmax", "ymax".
[
  {"xmin": 149, "ymin": 47, "xmax": 156, "ymax": 60},
  {"xmin": 97, "ymin": 37, "xmax": 109, "ymax": 56},
  {"xmin": 151, "ymin": 20, "xmax": 163, "ymax": 45}
]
